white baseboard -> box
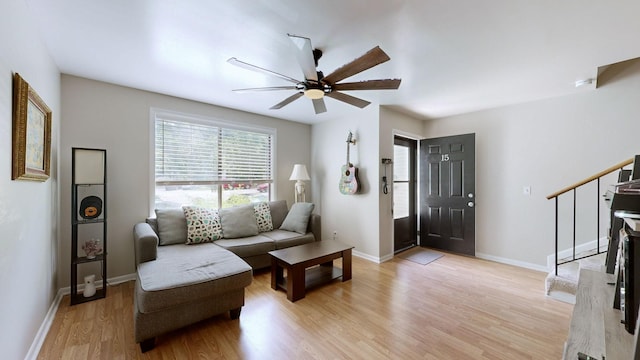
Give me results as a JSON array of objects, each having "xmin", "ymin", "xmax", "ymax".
[
  {"xmin": 24, "ymin": 288, "xmax": 65, "ymax": 360},
  {"xmin": 379, "ymin": 253, "xmax": 394, "ymax": 263},
  {"xmin": 476, "ymin": 252, "xmax": 548, "ymax": 273},
  {"xmin": 352, "ymin": 250, "xmax": 395, "ymax": 263},
  {"xmin": 107, "ymin": 273, "xmax": 137, "ymax": 286},
  {"xmin": 353, "ymin": 250, "xmax": 385, "ymax": 263},
  {"xmin": 546, "ymin": 237, "xmax": 609, "ymax": 270},
  {"xmin": 357, "ymin": 248, "xmax": 548, "ymax": 271},
  {"xmin": 25, "ymin": 272, "xmax": 137, "ymax": 360}
]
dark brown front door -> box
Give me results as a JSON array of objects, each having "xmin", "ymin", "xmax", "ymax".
[
  {"xmin": 420, "ymin": 133, "xmax": 475, "ymax": 255},
  {"xmin": 394, "ymin": 136, "xmax": 417, "ymax": 253}
]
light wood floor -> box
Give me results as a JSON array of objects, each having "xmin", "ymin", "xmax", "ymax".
[{"xmin": 37, "ymin": 250, "xmax": 572, "ymax": 359}]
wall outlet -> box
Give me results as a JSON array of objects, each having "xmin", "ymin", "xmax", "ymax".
[
  {"xmin": 523, "ymin": 186, "xmax": 531, "ymax": 196},
  {"xmin": 332, "ymin": 231, "xmax": 338, "ymax": 240}
]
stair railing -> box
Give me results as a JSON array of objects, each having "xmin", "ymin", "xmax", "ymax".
[{"xmin": 546, "ymin": 158, "xmax": 633, "ymax": 276}]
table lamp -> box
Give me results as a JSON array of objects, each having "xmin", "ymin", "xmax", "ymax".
[{"xmin": 289, "ymin": 164, "xmax": 310, "ymax": 202}]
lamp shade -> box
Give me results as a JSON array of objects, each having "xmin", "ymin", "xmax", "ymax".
[{"xmin": 289, "ymin": 164, "xmax": 310, "ymax": 181}]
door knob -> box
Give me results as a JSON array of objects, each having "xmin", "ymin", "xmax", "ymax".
[{"xmin": 468, "ymin": 201, "xmax": 474, "ymax": 208}]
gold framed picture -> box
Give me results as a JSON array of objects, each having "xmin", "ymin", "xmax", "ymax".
[{"xmin": 12, "ymin": 73, "xmax": 52, "ymax": 181}]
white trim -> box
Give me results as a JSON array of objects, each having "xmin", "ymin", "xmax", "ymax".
[
  {"xmin": 148, "ymin": 108, "xmax": 156, "ymax": 217},
  {"xmin": 58, "ymin": 273, "xmax": 137, "ymax": 295},
  {"xmin": 392, "ymin": 129, "xmax": 424, "ymax": 141},
  {"xmin": 107, "ymin": 272, "xmax": 137, "ymax": 285},
  {"xmin": 390, "ymin": 130, "xmax": 422, "ymax": 254},
  {"xmin": 25, "ymin": 273, "xmax": 137, "ymax": 360},
  {"xmin": 353, "ymin": 250, "xmax": 390, "ymax": 263},
  {"xmin": 476, "ymin": 252, "xmax": 548, "ymax": 272},
  {"xmin": 546, "ymin": 237, "xmax": 609, "ymax": 270},
  {"xmin": 150, "ymin": 107, "xmax": 276, "ymax": 135},
  {"xmin": 379, "ymin": 253, "xmax": 395, "ymax": 263},
  {"xmin": 24, "ymin": 288, "xmax": 65, "ymax": 360},
  {"xmin": 359, "ymin": 248, "xmax": 547, "ymax": 271}
]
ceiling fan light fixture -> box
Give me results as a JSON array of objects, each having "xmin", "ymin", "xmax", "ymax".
[
  {"xmin": 229, "ymin": 34, "xmax": 401, "ymax": 114},
  {"xmin": 304, "ymin": 88, "xmax": 325, "ymax": 99}
]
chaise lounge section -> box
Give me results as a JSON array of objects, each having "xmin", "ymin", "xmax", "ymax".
[{"xmin": 132, "ymin": 200, "xmax": 320, "ymax": 352}]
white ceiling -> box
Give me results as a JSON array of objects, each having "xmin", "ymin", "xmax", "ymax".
[{"xmin": 24, "ymin": 0, "xmax": 640, "ymax": 124}]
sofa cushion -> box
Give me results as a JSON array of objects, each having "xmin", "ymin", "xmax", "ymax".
[
  {"xmin": 183, "ymin": 206, "xmax": 223, "ymax": 244},
  {"xmin": 254, "ymin": 202, "xmax": 273, "ymax": 232},
  {"xmin": 136, "ymin": 243, "xmax": 252, "ymax": 313},
  {"xmin": 262, "ymin": 229, "xmax": 316, "ymax": 249},
  {"xmin": 269, "ymin": 200, "xmax": 288, "ymax": 229},
  {"xmin": 219, "ymin": 205, "xmax": 259, "ymax": 238},
  {"xmin": 280, "ymin": 202, "xmax": 315, "ymax": 234},
  {"xmin": 155, "ymin": 208, "xmax": 187, "ymax": 245},
  {"xmin": 214, "ymin": 235, "xmax": 275, "ymax": 258}
]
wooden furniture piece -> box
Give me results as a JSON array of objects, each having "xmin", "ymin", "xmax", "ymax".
[
  {"xmin": 603, "ymin": 176, "xmax": 640, "ymax": 273},
  {"xmin": 563, "ymin": 269, "xmax": 633, "ymax": 360},
  {"xmin": 269, "ymin": 240, "xmax": 353, "ymax": 302},
  {"xmin": 70, "ymin": 148, "xmax": 107, "ymax": 305},
  {"xmin": 616, "ymin": 215, "xmax": 640, "ymax": 334}
]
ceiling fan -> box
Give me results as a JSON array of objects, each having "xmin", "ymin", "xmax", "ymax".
[{"xmin": 227, "ymin": 34, "xmax": 401, "ymax": 114}]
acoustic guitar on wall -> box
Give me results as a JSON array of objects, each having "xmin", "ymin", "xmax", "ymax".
[{"xmin": 339, "ymin": 132, "xmax": 359, "ymax": 195}]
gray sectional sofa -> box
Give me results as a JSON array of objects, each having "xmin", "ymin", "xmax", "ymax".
[{"xmin": 132, "ymin": 200, "xmax": 320, "ymax": 352}]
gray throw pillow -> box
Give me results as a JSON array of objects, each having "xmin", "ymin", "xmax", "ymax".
[
  {"xmin": 155, "ymin": 208, "xmax": 187, "ymax": 245},
  {"xmin": 219, "ymin": 204, "xmax": 260, "ymax": 239},
  {"xmin": 269, "ymin": 200, "xmax": 288, "ymax": 229},
  {"xmin": 280, "ymin": 202, "xmax": 314, "ymax": 234}
]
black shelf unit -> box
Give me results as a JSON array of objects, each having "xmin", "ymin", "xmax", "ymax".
[{"xmin": 70, "ymin": 148, "xmax": 107, "ymax": 305}]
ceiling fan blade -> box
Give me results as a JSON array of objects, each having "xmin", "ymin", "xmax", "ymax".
[
  {"xmin": 232, "ymin": 86, "xmax": 299, "ymax": 93},
  {"xmin": 270, "ymin": 92, "xmax": 304, "ymax": 109},
  {"xmin": 288, "ymin": 34, "xmax": 318, "ymax": 81},
  {"xmin": 325, "ymin": 91, "xmax": 371, "ymax": 108},
  {"xmin": 312, "ymin": 98, "xmax": 327, "ymax": 114},
  {"xmin": 322, "ymin": 46, "xmax": 391, "ymax": 84},
  {"xmin": 227, "ymin": 57, "xmax": 301, "ymax": 84},
  {"xmin": 334, "ymin": 79, "xmax": 401, "ymax": 91}
]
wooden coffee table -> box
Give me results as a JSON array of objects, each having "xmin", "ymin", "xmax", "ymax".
[{"xmin": 268, "ymin": 240, "xmax": 353, "ymax": 302}]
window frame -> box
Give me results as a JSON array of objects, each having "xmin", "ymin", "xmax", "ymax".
[{"xmin": 149, "ymin": 108, "xmax": 276, "ymax": 215}]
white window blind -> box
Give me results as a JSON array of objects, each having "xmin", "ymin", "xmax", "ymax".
[{"xmin": 155, "ymin": 117, "xmax": 273, "ymax": 185}]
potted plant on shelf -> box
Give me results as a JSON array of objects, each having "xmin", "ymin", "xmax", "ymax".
[{"xmin": 82, "ymin": 238, "xmax": 102, "ymax": 259}]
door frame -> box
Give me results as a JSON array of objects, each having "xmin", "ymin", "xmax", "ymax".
[
  {"xmin": 393, "ymin": 135, "xmax": 418, "ymax": 253},
  {"xmin": 389, "ymin": 130, "xmax": 422, "ymax": 257}
]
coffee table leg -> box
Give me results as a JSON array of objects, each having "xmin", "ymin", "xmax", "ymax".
[
  {"xmin": 271, "ymin": 258, "xmax": 283, "ymax": 290},
  {"xmin": 342, "ymin": 249, "xmax": 352, "ymax": 281},
  {"xmin": 288, "ymin": 264, "xmax": 306, "ymax": 302}
]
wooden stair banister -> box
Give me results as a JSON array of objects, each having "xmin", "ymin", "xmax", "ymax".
[
  {"xmin": 547, "ymin": 157, "xmax": 635, "ymax": 277},
  {"xmin": 546, "ymin": 158, "xmax": 634, "ymax": 200},
  {"xmin": 550, "ymin": 157, "xmax": 640, "ymax": 359}
]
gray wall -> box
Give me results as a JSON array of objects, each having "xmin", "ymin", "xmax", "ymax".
[
  {"xmin": 59, "ymin": 75, "xmax": 312, "ymax": 288},
  {"xmin": 0, "ymin": 2, "xmax": 60, "ymax": 359},
  {"xmin": 378, "ymin": 107, "xmax": 425, "ymax": 259},
  {"xmin": 312, "ymin": 60, "xmax": 640, "ymax": 270},
  {"xmin": 311, "ymin": 106, "xmax": 383, "ymax": 261},
  {"xmin": 423, "ymin": 59, "xmax": 640, "ymax": 269}
]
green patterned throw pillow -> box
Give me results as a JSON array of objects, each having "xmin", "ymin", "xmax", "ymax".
[
  {"xmin": 254, "ymin": 202, "xmax": 273, "ymax": 232},
  {"xmin": 182, "ymin": 206, "xmax": 223, "ymax": 244}
]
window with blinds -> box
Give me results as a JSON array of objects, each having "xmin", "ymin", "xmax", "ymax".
[{"xmin": 153, "ymin": 110, "xmax": 274, "ymax": 209}]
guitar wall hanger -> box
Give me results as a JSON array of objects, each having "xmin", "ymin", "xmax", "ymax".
[{"xmin": 339, "ymin": 131, "xmax": 360, "ymax": 195}]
